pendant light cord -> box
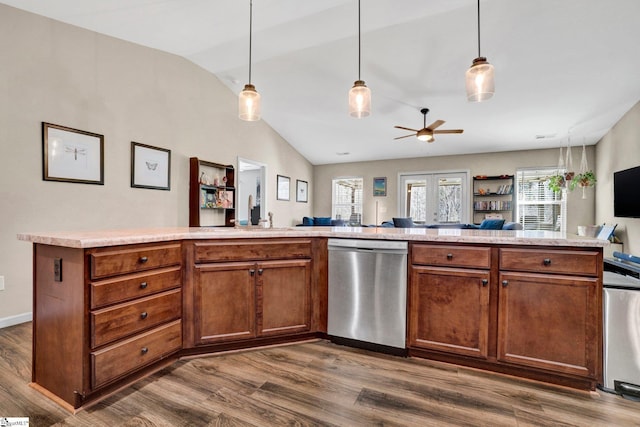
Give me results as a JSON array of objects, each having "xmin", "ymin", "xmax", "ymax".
[
  {"xmin": 476, "ymin": 0, "xmax": 481, "ymax": 57},
  {"xmin": 248, "ymin": 0, "xmax": 253, "ymax": 84},
  {"xmin": 357, "ymin": 0, "xmax": 361, "ymax": 80}
]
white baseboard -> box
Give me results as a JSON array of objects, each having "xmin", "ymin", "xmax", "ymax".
[{"xmin": 0, "ymin": 312, "xmax": 32, "ymax": 329}]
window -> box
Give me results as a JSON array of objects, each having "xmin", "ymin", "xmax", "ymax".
[
  {"xmin": 332, "ymin": 177, "xmax": 363, "ymax": 224},
  {"xmin": 516, "ymin": 167, "xmax": 566, "ymax": 233}
]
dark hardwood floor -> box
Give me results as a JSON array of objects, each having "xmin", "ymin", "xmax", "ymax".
[{"xmin": 1, "ymin": 322, "xmax": 638, "ymax": 426}]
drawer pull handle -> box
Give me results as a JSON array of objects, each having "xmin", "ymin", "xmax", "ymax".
[
  {"xmin": 139, "ymin": 256, "xmax": 148, "ymax": 264},
  {"xmin": 250, "ymin": 269, "xmax": 256, "ymax": 276},
  {"xmin": 502, "ymin": 280, "xmax": 509, "ymax": 287},
  {"xmin": 141, "ymin": 347, "xmax": 149, "ymax": 355},
  {"xmin": 543, "ymin": 258, "xmax": 552, "ymax": 266},
  {"xmin": 258, "ymin": 269, "xmax": 264, "ymax": 275},
  {"xmin": 481, "ymin": 279, "xmax": 488, "ymax": 286},
  {"xmin": 140, "ymin": 312, "xmax": 148, "ymax": 320},
  {"xmin": 140, "ymin": 282, "xmax": 148, "ymax": 289},
  {"xmin": 446, "ymin": 253, "xmax": 453, "ymax": 260}
]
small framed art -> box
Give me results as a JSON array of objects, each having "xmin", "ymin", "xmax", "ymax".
[
  {"xmin": 42, "ymin": 122, "xmax": 104, "ymax": 185},
  {"xmin": 131, "ymin": 142, "xmax": 171, "ymax": 190},
  {"xmin": 296, "ymin": 179, "xmax": 308, "ymax": 203},
  {"xmin": 373, "ymin": 177, "xmax": 387, "ymax": 197},
  {"xmin": 277, "ymin": 174, "xmax": 290, "ymax": 201}
]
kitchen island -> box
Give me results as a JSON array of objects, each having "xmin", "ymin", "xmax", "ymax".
[{"xmin": 18, "ymin": 227, "xmax": 606, "ymax": 411}]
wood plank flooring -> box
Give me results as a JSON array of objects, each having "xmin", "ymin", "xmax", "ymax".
[{"xmin": 1, "ymin": 322, "xmax": 638, "ymax": 426}]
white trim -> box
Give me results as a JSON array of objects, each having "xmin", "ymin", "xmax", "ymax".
[{"xmin": 0, "ymin": 312, "xmax": 32, "ymax": 329}]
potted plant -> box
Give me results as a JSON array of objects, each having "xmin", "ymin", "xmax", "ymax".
[
  {"xmin": 569, "ymin": 170, "xmax": 597, "ymax": 191},
  {"xmin": 547, "ymin": 174, "xmax": 566, "ymax": 194}
]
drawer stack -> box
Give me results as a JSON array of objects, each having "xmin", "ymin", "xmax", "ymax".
[{"xmin": 88, "ymin": 243, "xmax": 183, "ymax": 389}]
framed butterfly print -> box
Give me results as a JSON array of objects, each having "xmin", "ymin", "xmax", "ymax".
[{"xmin": 131, "ymin": 142, "xmax": 171, "ymax": 190}]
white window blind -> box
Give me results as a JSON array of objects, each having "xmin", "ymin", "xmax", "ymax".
[
  {"xmin": 332, "ymin": 177, "xmax": 363, "ymax": 224},
  {"xmin": 516, "ymin": 168, "xmax": 566, "ymax": 232}
]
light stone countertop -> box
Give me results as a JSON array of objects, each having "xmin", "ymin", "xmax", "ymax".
[{"xmin": 17, "ymin": 226, "xmax": 609, "ymax": 249}]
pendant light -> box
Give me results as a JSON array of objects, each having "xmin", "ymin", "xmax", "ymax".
[
  {"xmin": 348, "ymin": 0, "xmax": 371, "ymax": 118},
  {"xmin": 239, "ymin": 0, "xmax": 261, "ymax": 121},
  {"xmin": 465, "ymin": 0, "xmax": 494, "ymax": 102}
]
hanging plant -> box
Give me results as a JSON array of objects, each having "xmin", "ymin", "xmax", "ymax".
[
  {"xmin": 564, "ymin": 142, "xmax": 575, "ymax": 182},
  {"xmin": 547, "ymin": 174, "xmax": 566, "ymax": 193},
  {"xmin": 569, "ymin": 170, "xmax": 597, "ymax": 190}
]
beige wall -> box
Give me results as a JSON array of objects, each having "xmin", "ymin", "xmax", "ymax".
[
  {"xmin": 0, "ymin": 5, "xmax": 313, "ymax": 322},
  {"xmin": 596, "ymin": 100, "xmax": 640, "ymax": 254},
  {"xmin": 313, "ymin": 147, "xmax": 596, "ymax": 232}
]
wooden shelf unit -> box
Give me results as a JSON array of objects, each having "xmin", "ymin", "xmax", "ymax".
[
  {"xmin": 472, "ymin": 174, "xmax": 515, "ymax": 224},
  {"xmin": 189, "ymin": 158, "xmax": 235, "ymax": 227}
]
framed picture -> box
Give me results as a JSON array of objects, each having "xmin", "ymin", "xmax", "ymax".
[
  {"xmin": 277, "ymin": 174, "xmax": 290, "ymax": 201},
  {"xmin": 296, "ymin": 179, "xmax": 308, "ymax": 203},
  {"xmin": 42, "ymin": 122, "xmax": 104, "ymax": 185},
  {"xmin": 373, "ymin": 177, "xmax": 387, "ymax": 197},
  {"xmin": 131, "ymin": 142, "xmax": 171, "ymax": 190}
]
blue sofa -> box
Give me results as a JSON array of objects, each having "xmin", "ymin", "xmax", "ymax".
[
  {"xmin": 382, "ymin": 217, "xmax": 523, "ymax": 230},
  {"xmin": 298, "ymin": 216, "xmax": 349, "ymax": 227}
]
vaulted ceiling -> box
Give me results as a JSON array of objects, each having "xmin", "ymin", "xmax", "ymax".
[{"xmin": 4, "ymin": 0, "xmax": 640, "ymax": 165}]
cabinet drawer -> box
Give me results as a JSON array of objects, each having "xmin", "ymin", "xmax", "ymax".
[
  {"xmin": 90, "ymin": 266, "xmax": 182, "ymax": 309},
  {"xmin": 499, "ymin": 248, "xmax": 599, "ymax": 276},
  {"xmin": 90, "ymin": 243, "xmax": 182, "ymax": 280},
  {"xmin": 91, "ymin": 289, "xmax": 181, "ymax": 348},
  {"xmin": 91, "ymin": 320, "xmax": 182, "ymax": 389},
  {"xmin": 194, "ymin": 239, "xmax": 312, "ymax": 263},
  {"xmin": 412, "ymin": 244, "xmax": 491, "ymax": 269}
]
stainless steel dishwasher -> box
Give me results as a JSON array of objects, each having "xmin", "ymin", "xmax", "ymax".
[{"xmin": 327, "ymin": 238, "xmax": 408, "ymax": 353}]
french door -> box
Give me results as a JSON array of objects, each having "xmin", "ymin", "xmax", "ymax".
[{"xmin": 399, "ymin": 172, "xmax": 469, "ymax": 225}]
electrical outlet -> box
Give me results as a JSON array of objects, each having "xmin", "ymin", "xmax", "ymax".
[{"xmin": 0, "ymin": 276, "xmax": 4, "ymax": 291}]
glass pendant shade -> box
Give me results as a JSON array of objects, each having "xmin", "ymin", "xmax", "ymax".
[
  {"xmin": 349, "ymin": 80, "xmax": 371, "ymax": 118},
  {"xmin": 239, "ymin": 83, "xmax": 261, "ymax": 121},
  {"xmin": 465, "ymin": 57, "xmax": 495, "ymax": 102}
]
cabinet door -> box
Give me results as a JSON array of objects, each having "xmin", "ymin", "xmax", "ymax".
[
  {"xmin": 497, "ymin": 272, "xmax": 599, "ymax": 377},
  {"xmin": 193, "ymin": 262, "xmax": 256, "ymax": 345},
  {"xmin": 409, "ymin": 266, "xmax": 490, "ymax": 359},
  {"xmin": 258, "ymin": 259, "xmax": 312, "ymax": 337}
]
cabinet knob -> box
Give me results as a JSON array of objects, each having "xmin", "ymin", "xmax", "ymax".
[
  {"xmin": 258, "ymin": 269, "xmax": 264, "ymax": 275},
  {"xmin": 141, "ymin": 347, "xmax": 149, "ymax": 355},
  {"xmin": 543, "ymin": 258, "xmax": 552, "ymax": 266},
  {"xmin": 139, "ymin": 256, "xmax": 148, "ymax": 264},
  {"xmin": 140, "ymin": 312, "xmax": 148, "ymax": 320},
  {"xmin": 502, "ymin": 280, "xmax": 509, "ymax": 287},
  {"xmin": 481, "ymin": 279, "xmax": 488, "ymax": 286},
  {"xmin": 446, "ymin": 253, "xmax": 453, "ymax": 260},
  {"xmin": 140, "ymin": 282, "xmax": 148, "ymax": 289},
  {"xmin": 250, "ymin": 269, "xmax": 256, "ymax": 276}
]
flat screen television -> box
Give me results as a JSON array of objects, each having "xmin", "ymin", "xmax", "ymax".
[{"xmin": 614, "ymin": 165, "xmax": 640, "ymax": 218}]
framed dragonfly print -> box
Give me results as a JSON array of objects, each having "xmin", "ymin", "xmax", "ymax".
[
  {"xmin": 131, "ymin": 142, "xmax": 171, "ymax": 190},
  {"xmin": 42, "ymin": 122, "xmax": 104, "ymax": 185}
]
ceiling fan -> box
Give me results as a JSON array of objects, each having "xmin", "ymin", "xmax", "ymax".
[{"xmin": 394, "ymin": 108, "xmax": 464, "ymax": 143}]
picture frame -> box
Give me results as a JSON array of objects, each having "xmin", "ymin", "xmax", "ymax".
[
  {"xmin": 373, "ymin": 176, "xmax": 387, "ymax": 197},
  {"xmin": 42, "ymin": 122, "xmax": 104, "ymax": 185},
  {"xmin": 131, "ymin": 142, "xmax": 171, "ymax": 190},
  {"xmin": 277, "ymin": 174, "xmax": 290, "ymax": 201},
  {"xmin": 296, "ymin": 179, "xmax": 308, "ymax": 203}
]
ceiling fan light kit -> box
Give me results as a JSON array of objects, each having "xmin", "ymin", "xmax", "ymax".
[
  {"xmin": 348, "ymin": 0, "xmax": 371, "ymax": 118},
  {"xmin": 239, "ymin": 0, "xmax": 261, "ymax": 121},
  {"xmin": 466, "ymin": 0, "xmax": 494, "ymax": 102},
  {"xmin": 394, "ymin": 108, "xmax": 463, "ymax": 142}
]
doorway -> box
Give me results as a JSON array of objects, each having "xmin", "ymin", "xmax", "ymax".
[
  {"xmin": 237, "ymin": 157, "xmax": 267, "ymax": 225},
  {"xmin": 399, "ymin": 171, "xmax": 469, "ymax": 225}
]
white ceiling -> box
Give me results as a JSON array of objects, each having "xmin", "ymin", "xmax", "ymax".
[{"xmin": 4, "ymin": 0, "xmax": 640, "ymax": 165}]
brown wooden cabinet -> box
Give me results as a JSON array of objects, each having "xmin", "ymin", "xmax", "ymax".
[
  {"xmin": 189, "ymin": 157, "xmax": 235, "ymax": 227},
  {"xmin": 190, "ymin": 239, "xmax": 313, "ymax": 347}
]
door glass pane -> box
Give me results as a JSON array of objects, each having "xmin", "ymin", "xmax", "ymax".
[
  {"xmin": 437, "ymin": 177, "xmax": 462, "ymax": 223},
  {"xmin": 406, "ymin": 179, "xmax": 427, "ymax": 222}
]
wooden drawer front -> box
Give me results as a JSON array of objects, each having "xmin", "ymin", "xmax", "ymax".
[
  {"xmin": 91, "ymin": 320, "xmax": 182, "ymax": 389},
  {"xmin": 412, "ymin": 245, "xmax": 491, "ymax": 269},
  {"xmin": 91, "ymin": 289, "xmax": 181, "ymax": 348},
  {"xmin": 500, "ymin": 248, "xmax": 599, "ymax": 276},
  {"xmin": 90, "ymin": 243, "xmax": 182, "ymax": 280},
  {"xmin": 90, "ymin": 266, "xmax": 181, "ymax": 309},
  {"xmin": 194, "ymin": 239, "xmax": 312, "ymax": 263}
]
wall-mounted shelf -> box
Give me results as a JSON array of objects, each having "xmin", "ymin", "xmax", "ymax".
[{"xmin": 189, "ymin": 158, "xmax": 235, "ymax": 227}]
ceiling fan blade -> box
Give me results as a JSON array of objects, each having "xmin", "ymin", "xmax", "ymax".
[
  {"xmin": 433, "ymin": 129, "xmax": 464, "ymax": 134},
  {"xmin": 426, "ymin": 120, "xmax": 445, "ymax": 130},
  {"xmin": 394, "ymin": 134, "xmax": 415, "ymax": 140},
  {"xmin": 394, "ymin": 125, "xmax": 420, "ymax": 132}
]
